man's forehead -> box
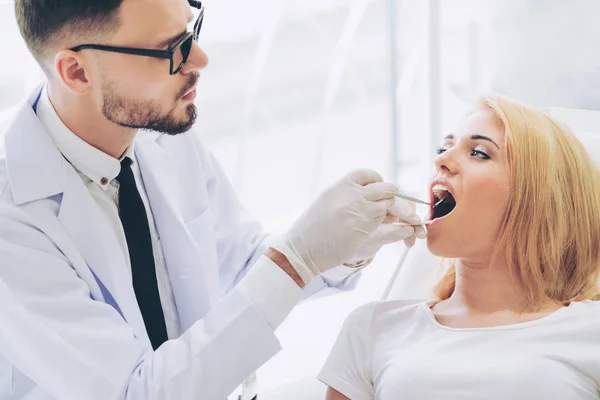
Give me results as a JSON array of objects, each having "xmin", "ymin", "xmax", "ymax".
[
  {"xmin": 120, "ymin": 0, "xmax": 192, "ymax": 21},
  {"xmin": 116, "ymin": 0, "xmax": 193, "ymax": 44}
]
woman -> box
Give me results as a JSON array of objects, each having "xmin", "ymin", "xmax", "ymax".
[{"xmin": 318, "ymin": 94, "xmax": 600, "ymax": 400}]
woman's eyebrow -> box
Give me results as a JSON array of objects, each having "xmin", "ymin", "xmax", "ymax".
[
  {"xmin": 443, "ymin": 133, "xmax": 500, "ymax": 149},
  {"xmin": 471, "ymin": 134, "xmax": 500, "ymax": 149}
]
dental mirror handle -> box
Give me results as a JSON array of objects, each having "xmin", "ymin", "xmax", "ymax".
[
  {"xmin": 394, "ymin": 193, "xmax": 431, "ymax": 206},
  {"xmin": 392, "ymin": 220, "xmax": 433, "ymax": 227}
]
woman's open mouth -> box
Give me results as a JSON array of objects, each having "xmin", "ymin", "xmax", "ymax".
[{"xmin": 430, "ymin": 184, "xmax": 457, "ymax": 222}]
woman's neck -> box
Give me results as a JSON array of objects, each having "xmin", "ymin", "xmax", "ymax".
[
  {"xmin": 432, "ymin": 258, "xmax": 563, "ymax": 328},
  {"xmin": 448, "ymin": 258, "xmax": 525, "ymax": 313}
]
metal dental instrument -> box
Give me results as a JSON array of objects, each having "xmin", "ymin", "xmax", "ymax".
[
  {"xmin": 391, "ymin": 194, "xmax": 446, "ymax": 227},
  {"xmin": 395, "ymin": 192, "xmax": 431, "ymax": 206},
  {"xmin": 395, "ymin": 193, "xmax": 446, "ymax": 208}
]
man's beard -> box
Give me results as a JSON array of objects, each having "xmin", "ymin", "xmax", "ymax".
[{"xmin": 101, "ymin": 74, "xmax": 199, "ymax": 135}]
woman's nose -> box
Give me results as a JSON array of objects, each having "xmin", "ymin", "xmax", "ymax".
[
  {"xmin": 435, "ymin": 148, "xmax": 460, "ymax": 174},
  {"xmin": 180, "ymin": 42, "xmax": 209, "ymax": 75}
]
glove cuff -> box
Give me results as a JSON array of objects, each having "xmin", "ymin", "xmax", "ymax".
[
  {"xmin": 342, "ymin": 257, "xmax": 374, "ymax": 269},
  {"xmin": 269, "ymin": 237, "xmax": 316, "ymax": 285}
]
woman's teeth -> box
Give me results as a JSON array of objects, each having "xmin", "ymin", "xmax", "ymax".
[{"xmin": 432, "ymin": 185, "xmax": 450, "ymax": 200}]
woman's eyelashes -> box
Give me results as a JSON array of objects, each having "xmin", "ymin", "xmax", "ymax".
[
  {"xmin": 435, "ymin": 146, "xmax": 491, "ymax": 160},
  {"xmin": 471, "ymin": 148, "xmax": 491, "ymax": 160}
]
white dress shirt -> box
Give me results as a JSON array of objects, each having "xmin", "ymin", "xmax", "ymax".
[{"xmin": 36, "ymin": 87, "xmax": 182, "ymax": 338}]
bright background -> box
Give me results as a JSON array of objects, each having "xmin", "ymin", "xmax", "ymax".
[{"xmin": 1, "ymin": 0, "xmax": 599, "ymax": 398}]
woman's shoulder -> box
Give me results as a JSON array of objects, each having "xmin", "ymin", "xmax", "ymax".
[
  {"xmin": 537, "ymin": 300, "xmax": 600, "ymax": 344},
  {"xmin": 563, "ymin": 300, "xmax": 600, "ymax": 317},
  {"xmin": 562, "ymin": 300, "xmax": 600, "ymax": 326}
]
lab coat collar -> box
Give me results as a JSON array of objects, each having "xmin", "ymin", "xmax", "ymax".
[
  {"xmin": 4, "ymin": 86, "xmax": 68, "ymax": 205},
  {"xmin": 3, "ymin": 86, "xmax": 155, "ymax": 205}
]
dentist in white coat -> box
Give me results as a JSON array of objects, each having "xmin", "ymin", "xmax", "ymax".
[{"xmin": 0, "ymin": 0, "xmax": 423, "ymax": 399}]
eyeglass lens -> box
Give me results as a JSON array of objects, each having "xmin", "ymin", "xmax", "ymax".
[{"xmin": 171, "ymin": 8, "xmax": 203, "ymax": 74}]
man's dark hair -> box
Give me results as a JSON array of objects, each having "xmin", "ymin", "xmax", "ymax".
[{"xmin": 15, "ymin": 0, "xmax": 124, "ymax": 70}]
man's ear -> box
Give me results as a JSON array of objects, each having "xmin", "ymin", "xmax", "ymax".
[{"xmin": 53, "ymin": 50, "xmax": 93, "ymax": 94}]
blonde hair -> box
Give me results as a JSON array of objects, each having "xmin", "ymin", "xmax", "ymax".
[{"xmin": 433, "ymin": 94, "xmax": 600, "ymax": 310}]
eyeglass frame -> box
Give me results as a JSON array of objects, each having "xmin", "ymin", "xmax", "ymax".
[{"xmin": 69, "ymin": 0, "xmax": 204, "ymax": 76}]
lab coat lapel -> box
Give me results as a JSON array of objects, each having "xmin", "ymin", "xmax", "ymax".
[
  {"xmin": 135, "ymin": 134, "xmax": 214, "ymax": 332},
  {"xmin": 57, "ymin": 170, "xmax": 150, "ymax": 343}
]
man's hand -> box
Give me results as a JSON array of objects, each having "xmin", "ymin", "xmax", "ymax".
[
  {"xmin": 270, "ymin": 169, "xmax": 398, "ymax": 284},
  {"xmin": 342, "ymin": 197, "xmax": 427, "ymax": 267}
]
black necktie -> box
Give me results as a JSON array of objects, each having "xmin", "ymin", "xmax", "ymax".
[{"xmin": 117, "ymin": 157, "xmax": 168, "ymax": 350}]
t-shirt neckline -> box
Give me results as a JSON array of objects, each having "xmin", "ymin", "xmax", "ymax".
[{"xmin": 419, "ymin": 299, "xmax": 576, "ymax": 332}]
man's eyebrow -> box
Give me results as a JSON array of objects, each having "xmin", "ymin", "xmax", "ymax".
[{"xmin": 155, "ymin": 14, "xmax": 194, "ymax": 49}]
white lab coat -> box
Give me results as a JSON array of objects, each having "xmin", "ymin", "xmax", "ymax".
[{"xmin": 0, "ymin": 88, "xmax": 360, "ymax": 400}]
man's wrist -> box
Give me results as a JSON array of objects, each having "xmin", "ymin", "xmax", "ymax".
[{"xmin": 266, "ymin": 248, "xmax": 305, "ymax": 288}]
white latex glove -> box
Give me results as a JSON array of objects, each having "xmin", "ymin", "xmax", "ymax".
[
  {"xmin": 271, "ymin": 169, "xmax": 398, "ymax": 284},
  {"xmin": 387, "ymin": 196, "xmax": 427, "ymax": 246},
  {"xmin": 343, "ymin": 197, "xmax": 427, "ymax": 267}
]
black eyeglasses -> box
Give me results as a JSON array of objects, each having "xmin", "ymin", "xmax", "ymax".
[{"xmin": 70, "ymin": 0, "xmax": 204, "ymax": 75}]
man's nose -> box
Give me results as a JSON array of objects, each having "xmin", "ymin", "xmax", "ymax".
[{"xmin": 180, "ymin": 42, "xmax": 208, "ymax": 75}]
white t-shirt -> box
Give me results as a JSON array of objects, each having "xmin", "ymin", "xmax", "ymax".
[{"xmin": 318, "ymin": 299, "xmax": 600, "ymax": 400}]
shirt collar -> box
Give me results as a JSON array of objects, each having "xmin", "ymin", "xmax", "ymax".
[{"xmin": 36, "ymin": 85, "xmax": 135, "ymax": 190}]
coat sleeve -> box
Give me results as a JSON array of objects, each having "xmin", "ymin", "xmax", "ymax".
[{"xmin": 0, "ymin": 206, "xmax": 301, "ymax": 400}]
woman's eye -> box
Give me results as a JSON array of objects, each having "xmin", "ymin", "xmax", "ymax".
[
  {"xmin": 471, "ymin": 149, "xmax": 491, "ymax": 160},
  {"xmin": 435, "ymin": 147, "xmax": 447, "ymax": 155}
]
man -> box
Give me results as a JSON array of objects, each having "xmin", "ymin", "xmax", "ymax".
[{"xmin": 0, "ymin": 0, "xmax": 423, "ymax": 398}]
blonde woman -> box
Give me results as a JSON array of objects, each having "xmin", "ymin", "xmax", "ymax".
[{"xmin": 318, "ymin": 95, "xmax": 600, "ymax": 400}]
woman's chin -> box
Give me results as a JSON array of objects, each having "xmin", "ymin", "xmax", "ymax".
[
  {"xmin": 426, "ymin": 236, "xmax": 459, "ymax": 258},
  {"xmin": 426, "ymin": 213, "xmax": 462, "ymax": 257},
  {"xmin": 426, "ymin": 236, "xmax": 441, "ymax": 255}
]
